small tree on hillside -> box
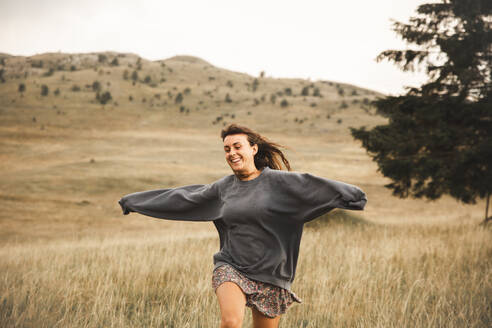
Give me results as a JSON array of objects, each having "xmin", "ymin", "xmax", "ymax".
[
  {"xmin": 175, "ymin": 92, "xmax": 183, "ymax": 104},
  {"xmin": 18, "ymin": 83, "xmax": 26, "ymax": 94},
  {"xmin": 92, "ymin": 81, "xmax": 101, "ymax": 92},
  {"xmin": 96, "ymin": 91, "xmax": 112, "ymax": 105},
  {"xmin": 252, "ymin": 78, "xmax": 259, "ymax": 92},
  {"xmin": 350, "ymin": 0, "xmax": 492, "ymax": 224},
  {"xmin": 41, "ymin": 85, "xmax": 49, "ymax": 96},
  {"xmin": 98, "ymin": 54, "xmax": 107, "ymax": 63}
]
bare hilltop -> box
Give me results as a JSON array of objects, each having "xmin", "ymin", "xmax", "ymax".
[{"xmin": 0, "ymin": 51, "xmax": 383, "ymax": 135}]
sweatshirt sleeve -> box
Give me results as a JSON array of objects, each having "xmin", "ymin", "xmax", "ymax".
[
  {"xmin": 118, "ymin": 181, "xmax": 222, "ymax": 221},
  {"xmin": 276, "ymin": 171, "xmax": 367, "ymax": 223}
]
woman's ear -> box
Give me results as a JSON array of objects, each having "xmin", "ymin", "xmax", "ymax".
[{"xmin": 252, "ymin": 144, "xmax": 258, "ymax": 155}]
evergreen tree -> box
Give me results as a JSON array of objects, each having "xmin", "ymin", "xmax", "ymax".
[{"xmin": 350, "ymin": 0, "xmax": 492, "ymax": 223}]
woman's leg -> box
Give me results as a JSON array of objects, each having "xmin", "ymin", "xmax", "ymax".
[
  {"xmin": 251, "ymin": 307, "xmax": 281, "ymax": 328},
  {"xmin": 215, "ymin": 282, "xmax": 247, "ymax": 328}
]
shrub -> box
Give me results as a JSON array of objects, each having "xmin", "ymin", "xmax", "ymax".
[
  {"xmin": 225, "ymin": 93, "xmax": 232, "ymax": 103},
  {"xmin": 226, "ymin": 80, "xmax": 234, "ymax": 88},
  {"xmin": 337, "ymin": 87, "xmax": 345, "ymax": 96},
  {"xmin": 131, "ymin": 71, "xmax": 138, "ymax": 82},
  {"xmin": 280, "ymin": 99, "xmax": 289, "ymax": 107},
  {"xmin": 70, "ymin": 65, "xmax": 77, "ymax": 71},
  {"xmin": 175, "ymin": 92, "xmax": 183, "ymax": 104},
  {"xmin": 71, "ymin": 85, "xmax": 81, "ymax": 92},
  {"xmin": 144, "ymin": 75, "xmax": 152, "ymax": 84},
  {"xmin": 41, "ymin": 85, "xmax": 49, "ymax": 96},
  {"xmin": 31, "ymin": 60, "xmax": 43, "ymax": 68},
  {"xmin": 54, "ymin": 88, "xmax": 60, "ymax": 96},
  {"xmin": 123, "ymin": 70, "xmax": 129, "ymax": 80},
  {"xmin": 96, "ymin": 91, "xmax": 112, "ymax": 105},
  {"xmin": 284, "ymin": 88, "xmax": 292, "ymax": 96},
  {"xmin": 252, "ymin": 78, "xmax": 259, "ymax": 92},
  {"xmin": 301, "ymin": 86, "xmax": 309, "ymax": 96},
  {"xmin": 110, "ymin": 58, "xmax": 119, "ymax": 66},
  {"xmin": 18, "ymin": 83, "xmax": 26, "ymax": 93},
  {"xmin": 92, "ymin": 81, "xmax": 101, "ymax": 92},
  {"xmin": 43, "ymin": 68, "xmax": 54, "ymax": 77},
  {"xmin": 98, "ymin": 54, "xmax": 107, "ymax": 63},
  {"xmin": 183, "ymin": 87, "xmax": 191, "ymax": 95},
  {"xmin": 340, "ymin": 101, "xmax": 348, "ymax": 109},
  {"xmin": 313, "ymin": 88, "xmax": 321, "ymax": 97},
  {"xmin": 270, "ymin": 94, "xmax": 277, "ymax": 104}
]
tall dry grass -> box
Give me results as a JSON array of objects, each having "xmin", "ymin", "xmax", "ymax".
[
  {"xmin": 1, "ymin": 219, "xmax": 490, "ymax": 327},
  {"xmin": 0, "ymin": 53, "xmax": 490, "ymax": 327}
]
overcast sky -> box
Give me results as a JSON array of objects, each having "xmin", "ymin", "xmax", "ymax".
[{"xmin": 1, "ymin": 0, "xmax": 434, "ymax": 95}]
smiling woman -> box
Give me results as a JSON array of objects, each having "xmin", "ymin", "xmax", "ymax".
[
  {"xmin": 118, "ymin": 123, "xmax": 367, "ymax": 328},
  {"xmin": 222, "ymin": 124, "xmax": 290, "ymax": 181}
]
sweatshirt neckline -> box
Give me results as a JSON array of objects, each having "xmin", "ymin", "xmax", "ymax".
[{"xmin": 234, "ymin": 166, "xmax": 269, "ymax": 184}]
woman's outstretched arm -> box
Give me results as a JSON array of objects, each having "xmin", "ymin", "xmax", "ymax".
[
  {"xmin": 273, "ymin": 170, "xmax": 367, "ymax": 223},
  {"xmin": 118, "ymin": 181, "xmax": 222, "ymax": 221}
]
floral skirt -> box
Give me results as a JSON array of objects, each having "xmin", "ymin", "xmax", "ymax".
[{"xmin": 212, "ymin": 264, "xmax": 302, "ymax": 318}]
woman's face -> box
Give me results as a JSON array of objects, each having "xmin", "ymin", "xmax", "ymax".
[{"xmin": 223, "ymin": 133, "xmax": 258, "ymax": 173}]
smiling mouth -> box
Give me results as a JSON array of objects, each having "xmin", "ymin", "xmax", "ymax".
[{"xmin": 230, "ymin": 157, "xmax": 242, "ymax": 164}]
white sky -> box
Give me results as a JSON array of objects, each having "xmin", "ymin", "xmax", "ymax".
[{"xmin": 1, "ymin": 0, "xmax": 433, "ymax": 95}]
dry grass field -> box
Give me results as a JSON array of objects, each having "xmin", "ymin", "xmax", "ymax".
[{"xmin": 0, "ymin": 52, "xmax": 490, "ymax": 327}]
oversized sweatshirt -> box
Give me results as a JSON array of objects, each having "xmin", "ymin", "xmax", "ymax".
[{"xmin": 118, "ymin": 166, "xmax": 367, "ymax": 290}]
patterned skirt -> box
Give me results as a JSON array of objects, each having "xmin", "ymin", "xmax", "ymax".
[{"xmin": 212, "ymin": 264, "xmax": 302, "ymax": 318}]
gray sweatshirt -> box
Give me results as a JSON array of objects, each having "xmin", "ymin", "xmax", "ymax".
[{"xmin": 118, "ymin": 166, "xmax": 367, "ymax": 290}]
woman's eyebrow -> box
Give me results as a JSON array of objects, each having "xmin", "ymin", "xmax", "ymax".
[{"xmin": 224, "ymin": 142, "xmax": 241, "ymax": 148}]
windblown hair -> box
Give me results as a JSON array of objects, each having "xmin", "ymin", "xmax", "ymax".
[{"xmin": 221, "ymin": 123, "xmax": 291, "ymax": 171}]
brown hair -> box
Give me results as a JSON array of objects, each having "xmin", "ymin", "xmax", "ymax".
[{"xmin": 221, "ymin": 123, "xmax": 291, "ymax": 171}]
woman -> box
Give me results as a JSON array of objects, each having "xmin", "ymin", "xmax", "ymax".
[{"xmin": 119, "ymin": 123, "xmax": 367, "ymax": 328}]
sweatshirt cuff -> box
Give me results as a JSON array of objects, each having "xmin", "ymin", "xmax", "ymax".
[
  {"xmin": 118, "ymin": 198, "xmax": 130, "ymax": 215},
  {"xmin": 344, "ymin": 194, "xmax": 367, "ymax": 210}
]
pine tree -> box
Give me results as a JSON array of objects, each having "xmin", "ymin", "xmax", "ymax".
[{"xmin": 350, "ymin": 0, "xmax": 492, "ymax": 223}]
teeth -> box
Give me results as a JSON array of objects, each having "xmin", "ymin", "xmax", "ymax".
[{"xmin": 231, "ymin": 158, "xmax": 241, "ymax": 163}]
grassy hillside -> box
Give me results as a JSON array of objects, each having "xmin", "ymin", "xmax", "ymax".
[
  {"xmin": 0, "ymin": 51, "xmax": 390, "ymax": 244},
  {"xmin": 0, "ymin": 52, "xmax": 490, "ymax": 327}
]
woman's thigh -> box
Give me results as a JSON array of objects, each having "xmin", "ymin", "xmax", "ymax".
[
  {"xmin": 215, "ymin": 282, "xmax": 247, "ymax": 327},
  {"xmin": 251, "ymin": 306, "xmax": 281, "ymax": 328}
]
